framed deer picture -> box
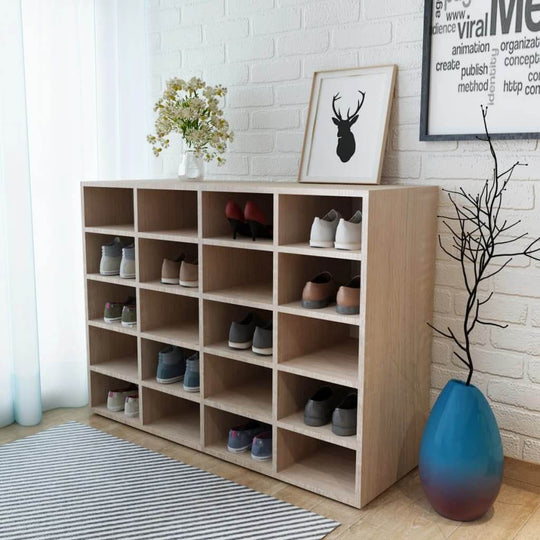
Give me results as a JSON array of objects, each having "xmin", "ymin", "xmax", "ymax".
[{"xmin": 299, "ymin": 65, "xmax": 396, "ymax": 184}]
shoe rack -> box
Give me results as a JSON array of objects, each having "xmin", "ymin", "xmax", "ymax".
[{"xmin": 82, "ymin": 180, "xmax": 438, "ymax": 508}]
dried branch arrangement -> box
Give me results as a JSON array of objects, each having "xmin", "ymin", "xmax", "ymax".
[{"xmin": 431, "ymin": 106, "xmax": 540, "ymax": 385}]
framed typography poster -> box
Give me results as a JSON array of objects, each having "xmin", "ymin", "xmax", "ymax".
[{"xmin": 420, "ymin": 0, "xmax": 540, "ymax": 140}]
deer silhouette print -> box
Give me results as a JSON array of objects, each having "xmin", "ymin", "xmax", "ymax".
[{"xmin": 331, "ymin": 91, "xmax": 366, "ymax": 163}]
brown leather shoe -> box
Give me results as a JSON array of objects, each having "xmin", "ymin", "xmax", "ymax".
[
  {"xmin": 336, "ymin": 276, "xmax": 360, "ymax": 315},
  {"xmin": 301, "ymin": 271, "xmax": 338, "ymax": 309},
  {"xmin": 161, "ymin": 254, "xmax": 185, "ymax": 284},
  {"xmin": 180, "ymin": 259, "xmax": 198, "ymax": 288}
]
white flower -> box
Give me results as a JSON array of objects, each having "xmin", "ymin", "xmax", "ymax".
[{"xmin": 147, "ymin": 77, "xmax": 234, "ymax": 165}]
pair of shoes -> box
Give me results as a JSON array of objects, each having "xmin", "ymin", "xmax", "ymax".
[
  {"xmin": 228, "ymin": 313, "xmax": 272, "ymax": 356},
  {"xmin": 161, "ymin": 254, "xmax": 198, "ymax": 288},
  {"xmin": 302, "ymin": 272, "xmax": 360, "ymax": 314},
  {"xmin": 225, "ymin": 200, "xmax": 272, "ymax": 241},
  {"xmin": 156, "ymin": 346, "xmax": 200, "ymax": 392},
  {"xmin": 100, "ymin": 237, "xmax": 136, "ymax": 278},
  {"xmin": 310, "ymin": 210, "xmax": 362, "ymax": 250},
  {"xmin": 107, "ymin": 388, "xmax": 139, "ymax": 417},
  {"xmin": 304, "ymin": 387, "xmax": 357, "ymax": 437},
  {"xmin": 103, "ymin": 296, "xmax": 137, "ymax": 327},
  {"xmin": 227, "ymin": 421, "xmax": 272, "ymax": 460}
]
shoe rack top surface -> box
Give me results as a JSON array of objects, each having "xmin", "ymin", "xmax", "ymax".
[{"xmin": 81, "ymin": 179, "xmax": 434, "ymax": 196}]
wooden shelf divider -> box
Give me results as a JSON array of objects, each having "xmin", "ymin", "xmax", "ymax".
[{"xmin": 82, "ymin": 179, "xmax": 437, "ymax": 508}]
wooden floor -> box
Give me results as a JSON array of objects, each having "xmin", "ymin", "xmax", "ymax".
[{"xmin": 1, "ymin": 407, "xmax": 540, "ymax": 539}]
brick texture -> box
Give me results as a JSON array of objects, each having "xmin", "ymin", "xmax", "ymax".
[{"xmin": 146, "ymin": 0, "xmax": 540, "ymax": 464}]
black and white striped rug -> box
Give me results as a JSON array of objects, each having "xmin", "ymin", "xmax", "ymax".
[{"xmin": 0, "ymin": 422, "xmax": 339, "ymax": 539}]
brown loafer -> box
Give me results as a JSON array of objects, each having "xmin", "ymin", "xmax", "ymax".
[
  {"xmin": 301, "ymin": 271, "xmax": 338, "ymax": 309},
  {"xmin": 180, "ymin": 259, "xmax": 198, "ymax": 288},
  {"xmin": 161, "ymin": 254, "xmax": 185, "ymax": 284},
  {"xmin": 336, "ymin": 276, "xmax": 360, "ymax": 315}
]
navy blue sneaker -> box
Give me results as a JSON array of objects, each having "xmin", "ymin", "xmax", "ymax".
[
  {"xmin": 227, "ymin": 421, "xmax": 265, "ymax": 453},
  {"xmin": 251, "ymin": 430, "xmax": 272, "ymax": 461},
  {"xmin": 156, "ymin": 346, "xmax": 185, "ymax": 384}
]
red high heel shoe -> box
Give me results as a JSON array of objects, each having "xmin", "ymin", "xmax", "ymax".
[
  {"xmin": 244, "ymin": 201, "xmax": 272, "ymax": 241},
  {"xmin": 225, "ymin": 201, "xmax": 250, "ymax": 239}
]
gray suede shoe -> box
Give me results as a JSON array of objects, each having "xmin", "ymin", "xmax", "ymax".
[
  {"xmin": 183, "ymin": 352, "xmax": 200, "ymax": 392},
  {"xmin": 228, "ymin": 312, "xmax": 263, "ymax": 350},
  {"xmin": 156, "ymin": 346, "xmax": 185, "ymax": 384},
  {"xmin": 252, "ymin": 322, "xmax": 272, "ymax": 356},
  {"xmin": 100, "ymin": 237, "xmax": 123, "ymax": 276},
  {"xmin": 332, "ymin": 393, "xmax": 357, "ymax": 436},
  {"xmin": 304, "ymin": 386, "xmax": 336, "ymax": 427},
  {"xmin": 120, "ymin": 243, "xmax": 136, "ymax": 279},
  {"xmin": 227, "ymin": 420, "xmax": 265, "ymax": 453}
]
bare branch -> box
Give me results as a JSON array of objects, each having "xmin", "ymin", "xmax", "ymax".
[
  {"xmin": 428, "ymin": 105, "xmax": 539, "ymax": 386},
  {"xmin": 477, "ymin": 320, "xmax": 509, "ymax": 329}
]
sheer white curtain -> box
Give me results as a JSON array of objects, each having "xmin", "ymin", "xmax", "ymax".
[{"xmin": 0, "ymin": 0, "xmax": 150, "ymax": 426}]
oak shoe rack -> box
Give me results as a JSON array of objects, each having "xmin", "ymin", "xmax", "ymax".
[{"xmin": 82, "ymin": 179, "xmax": 438, "ymax": 508}]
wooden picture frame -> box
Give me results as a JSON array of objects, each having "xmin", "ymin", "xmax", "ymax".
[
  {"xmin": 420, "ymin": 0, "xmax": 540, "ymax": 141},
  {"xmin": 299, "ymin": 65, "xmax": 396, "ymax": 185}
]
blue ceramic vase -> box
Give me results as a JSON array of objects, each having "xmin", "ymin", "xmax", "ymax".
[{"xmin": 419, "ymin": 379, "xmax": 503, "ymax": 521}]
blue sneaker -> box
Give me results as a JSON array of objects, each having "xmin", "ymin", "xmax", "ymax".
[
  {"xmin": 251, "ymin": 430, "xmax": 272, "ymax": 461},
  {"xmin": 183, "ymin": 352, "xmax": 200, "ymax": 392},
  {"xmin": 227, "ymin": 421, "xmax": 264, "ymax": 453},
  {"xmin": 156, "ymin": 346, "xmax": 185, "ymax": 384}
]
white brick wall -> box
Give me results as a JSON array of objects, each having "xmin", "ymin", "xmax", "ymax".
[{"xmin": 147, "ymin": 0, "xmax": 540, "ymax": 464}]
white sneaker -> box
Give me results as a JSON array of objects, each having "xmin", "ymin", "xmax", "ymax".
[
  {"xmin": 335, "ymin": 211, "xmax": 362, "ymax": 250},
  {"xmin": 107, "ymin": 389, "xmax": 137, "ymax": 412},
  {"xmin": 309, "ymin": 210, "xmax": 341, "ymax": 248},
  {"xmin": 124, "ymin": 395, "xmax": 139, "ymax": 418}
]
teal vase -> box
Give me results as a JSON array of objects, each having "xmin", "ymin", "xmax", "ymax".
[{"xmin": 419, "ymin": 379, "xmax": 503, "ymax": 521}]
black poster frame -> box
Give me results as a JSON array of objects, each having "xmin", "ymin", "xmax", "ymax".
[{"xmin": 420, "ymin": 0, "xmax": 540, "ymax": 141}]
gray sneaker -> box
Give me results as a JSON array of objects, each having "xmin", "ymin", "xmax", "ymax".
[
  {"xmin": 252, "ymin": 322, "xmax": 272, "ymax": 356},
  {"xmin": 251, "ymin": 430, "xmax": 272, "ymax": 461},
  {"xmin": 304, "ymin": 386, "xmax": 336, "ymax": 427},
  {"xmin": 183, "ymin": 352, "xmax": 200, "ymax": 392},
  {"xmin": 100, "ymin": 237, "xmax": 123, "ymax": 276},
  {"xmin": 104, "ymin": 296, "xmax": 135, "ymax": 323},
  {"xmin": 121, "ymin": 298, "xmax": 137, "ymax": 327},
  {"xmin": 120, "ymin": 243, "xmax": 136, "ymax": 279},
  {"xmin": 228, "ymin": 312, "xmax": 264, "ymax": 350},
  {"xmin": 332, "ymin": 393, "xmax": 357, "ymax": 436},
  {"xmin": 103, "ymin": 301, "xmax": 123, "ymax": 323},
  {"xmin": 156, "ymin": 346, "xmax": 185, "ymax": 383},
  {"xmin": 227, "ymin": 420, "xmax": 265, "ymax": 453}
]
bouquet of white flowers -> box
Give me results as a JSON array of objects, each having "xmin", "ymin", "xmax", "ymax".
[{"xmin": 147, "ymin": 77, "xmax": 233, "ymax": 165}]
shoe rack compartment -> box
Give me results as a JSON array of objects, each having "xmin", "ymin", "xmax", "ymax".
[
  {"xmin": 278, "ymin": 252, "xmax": 361, "ymax": 324},
  {"xmin": 278, "ymin": 313, "xmax": 359, "ymax": 387},
  {"xmin": 204, "ymin": 354, "xmax": 272, "ymax": 423},
  {"xmin": 203, "ymin": 300, "xmax": 273, "ymax": 368},
  {"xmin": 83, "ymin": 181, "xmax": 438, "ymax": 509},
  {"xmin": 278, "ymin": 194, "xmax": 362, "ymax": 258},
  {"xmin": 138, "ymin": 238, "xmax": 199, "ymax": 295},
  {"xmin": 84, "ymin": 232, "xmax": 135, "ymax": 282},
  {"xmin": 86, "ymin": 280, "xmax": 137, "ymax": 334},
  {"xmin": 141, "ymin": 386, "xmax": 201, "ymax": 449},
  {"xmin": 204, "ymin": 406, "xmax": 273, "ymax": 474},
  {"xmin": 83, "ymin": 187, "xmax": 134, "ymax": 233},
  {"xmin": 276, "ymin": 428, "xmax": 356, "ymax": 506},
  {"xmin": 89, "ymin": 371, "xmax": 140, "ymax": 426},
  {"xmin": 139, "ymin": 289, "xmax": 199, "ymax": 348},
  {"xmin": 203, "ymin": 245, "xmax": 273, "ymax": 308},
  {"xmin": 140, "ymin": 338, "xmax": 200, "ymax": 402},
  {"xmin": 88, "ymin": 326, "xmax": 138, "ymax": 383},
  {"xmin": 202, "ymin": 191, "xmax": 274, "ymax": 250},
  {"xmin": 277, "ymin": 371, "xmax": 357, "ymax": 450},
  {"xmin": 137, "ymin": 189, "xmax": 198, "ymax": 241}
]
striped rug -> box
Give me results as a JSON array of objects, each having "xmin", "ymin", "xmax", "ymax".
[{"xmin": 0, "ymin": 422, "xmax": 339, "ymax": 539}]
